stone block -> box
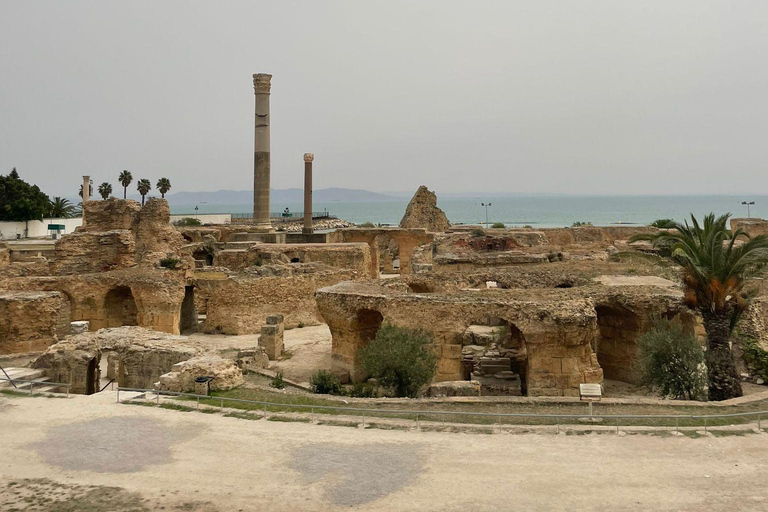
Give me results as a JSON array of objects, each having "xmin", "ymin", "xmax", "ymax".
[
  {"xmin": 427, "ymin": 380, "xmax": 480, "ymax": 397},
  {"xmin": 70, "ymin": 321, "xmax": 90, "ymax": 335}
]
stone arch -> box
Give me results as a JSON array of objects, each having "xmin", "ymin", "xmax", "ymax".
[
  {"xmin": 103, "ymin": 286, "xmax": 138, "ymax": 328},
  {"xmin": 594, "ymin": 304, "xmax": 643, "ymax": 383},
  {"xmin": 375, "ymin": 234, "xmax": 399, "ymax": 274},
  {"xmin": 461, "ymin": 317, "xmax": 528, "ymax": 396},
  {"xmin": 355, "ymin": 309, "xmax": 384, "ymax": 346}
]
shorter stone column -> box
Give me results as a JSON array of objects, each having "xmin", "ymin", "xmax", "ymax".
[
  {"xmin": 258, "ymin": 314, "xmax": 285, "ymax": 360},
  {"xmin": 303, "ymin": 153, "xmax": 314, "ymax": 234}
]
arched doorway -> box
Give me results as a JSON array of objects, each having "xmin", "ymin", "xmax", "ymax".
[
  {"xmin": 104, "ymin": 287, "xmax": 138, "ymax": 328},
  {"xmin": 180, "ymin": 286, "xmax": 197, "ymax": 333},
  {"xmin": 594, "ymin": 304, "xmax": 643, "ymax": 384},
  {"xmin": 462, "ymin": 318, "xmax": 528, "ymax": 396}
]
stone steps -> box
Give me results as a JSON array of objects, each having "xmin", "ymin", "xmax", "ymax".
[{"xmin": 0, "ymin": 367, "xmax": 46, "ymax": 387}]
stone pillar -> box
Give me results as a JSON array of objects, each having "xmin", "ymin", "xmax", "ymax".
[
  {"xmin": 258, "ymin": 314, "xmax": 285, "ymax": 360},
  {"xmin": 82, "ymin": 175, "xmax": 91, "ymax": 226},
  {"xmin": 303, "ymin": 153, "xmax": 314, "ymax": 234},
  {"xmin": 252, "ymin": 73, "xmax": 273, "ymax": 231}
]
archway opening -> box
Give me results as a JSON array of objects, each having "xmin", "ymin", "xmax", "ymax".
[
  {"xmin": 462, "ymin": 318, "xmax": 527, "ymax": 396},
  {"xmin": 594, "ymin": 304, "xmax": 643, "ymax": 384},
  {"xmin": 355, "ymin": 309, "xmax": 384, "ymax": 346},
  {"xmin": 180, "ymin": 286, "xmax": 197, "ymax": 333},
  {"xmin": 104, "ymin": 287, "xmax": 138, "ymax": 328}
]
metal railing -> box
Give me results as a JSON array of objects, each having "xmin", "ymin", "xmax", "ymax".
[
  {"xmin": 116, "ymin": 387, "xmax": 767, "ymax": 433},
  {"xmin": 231, "ymin": 212, "xmax": 333, "ymax": 220},
  {"xmin": 0, "ymin": 377, "xmax": 71, "ymax": 397}
]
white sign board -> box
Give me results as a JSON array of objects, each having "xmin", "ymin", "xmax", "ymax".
[{"xmin": 579, "ymin": 383, "xmax": 602, "ymax": 401}]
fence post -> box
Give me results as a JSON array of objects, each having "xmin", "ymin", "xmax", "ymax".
[
  {"xmin": 616, "ymin": 418, "xmax": 619, "ymax": 434},
  {"xmin": 116, "ymin": 388, "xmax": 119, "ymax": 403},
  {"xmin": 557, "ymin": 417, "xmax": 560, "ymax": 434},
  {"xmin": 362, "ymin": 415, "xmax": 366, "ymax": 428},
  {"xmin": 197, "ymin": 396, "xmax": 200, "ymax": 410},
  {"xmin": 220, "ymin": 398, "xmax": 224, "ymax": 411},
  {"xmin": 416, "ymin": 413, "xmax": 420, "ymax": 430},
  {"xmin": 156, "ymin": 392, "xmax": 160, "ymax": 406},
  {"xmin": 67, "ymin": 384, "xmax": 70, "ymax": 398},
  {"xmin": 311, "ymin": 406, "xmax": 315, "ymax": 423},
  {"xmin": 263, "ymin": 402, "xmax": 267, "ymax": 420},
  {"xmin": 675, "ymin": 417, "xmax": 679, "ymax": 434},
  {"xmin": 758, "ymin": 414, "xmax": 762, "ymax": 431},
  {"xmin": 704, "ymin": 417, "xmax": 707, "ymax": 434},
  {"xmin": 30, "ymin": 382, "xmax": 34, "ymax": 396}
]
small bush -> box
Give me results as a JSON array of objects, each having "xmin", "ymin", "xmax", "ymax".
[
  {"xmin": 159, "ymin": 255, "xmax": 181, "ymax": 269},
  {"xmin": 523, "ymin": 225, "xmax": 533, "ymax": 229},
  {"xmin": 651, "ymin": 218, "xmax": 677, "ymax": 229},
  {"xmin": 571, "ymin": 221, "xmax": 593, "ymax": 227},
  {"xmin": 637, "ymin": 318, "xmax": 706, "ymax": 400},
  {"xmin": 173, "ymin": 217, "xmax": 202, "ymax": 227},
  {"xmin": 742, "ymin": 336, "xmax": 768, "ymax": 381},
  {"xmin": 270, "ymin": 372, "xmax": 286, "ymax": 389},
  {"xmin": 348, "ymin": 381, "xmax": 378, "ymax": 398},
  {"xmin": 360, "ymin": 322, "xmax": 437, "ymax": 398},
  {"xmin": 297, "ymin": 322, "xmax": 305, "ymax": 328},
  {"xmin": 470, "ymin": 228, "xmax": 485, "ymax": 237},
  {"xmin": 491, "ymin": 222, "xmax": 505, "ymax": 229},
  {"xmin": 359, "ymin": 222, "xmax": 376, "ymax": 228},
  {"xmin": 309, "ymin": 370, "xmax": 343, "ymax": 395}
]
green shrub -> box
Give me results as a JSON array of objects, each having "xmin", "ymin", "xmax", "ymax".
[
  {"xmin": 359, "ymin": 222, "xmax": 376, "ymax": 228},
  {"xmin": 491, "ymin": 222, "xmax": 505, "ymax": 229},
  {"xmin": 159, "ymin": 255, "xmax": 181, "ymax": 269},
  {"xmin": 348, "ymin": 381, "xmax": 378, "ymax": 398},
  {"xmin": 309, "ymin": 370, "xmax": 343, "ymax": 395},
  {"xmin": 470, "ymin": 228, "xmax": 485, "ymax": 237},
  {"xmin": 571, "ymin": 221, "xmax": 593, "ymax": 227},
  {"xmin": 270, "ymin": 372, "xmax": 286, "ymax": 389},
  {"xmin": 651, "ymin": 218, "xmax": 677, "ymax": 229},
  {"xmin": 742, "ymin": 336, "xmax": 768, "ymax": 381},
  {"xmin": 360, "ymin": 322, "xmax": 437, "ymax": 398},
  {"xmin": 637, "ymin": 318, "xmax": 706, "ymax": 400},
  {"xmin": 173, "ymin": 217, "xmax": 202, "ymax": 227}
]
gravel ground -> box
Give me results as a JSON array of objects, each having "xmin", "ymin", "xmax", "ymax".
[{"xmin": 3, "ymin": 392, "xmax": 768, "ymax": 511}]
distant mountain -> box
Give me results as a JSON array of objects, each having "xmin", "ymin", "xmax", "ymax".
[{"xmin": 160, "ymin": 187, "xmax": 400, "ymax": 205}]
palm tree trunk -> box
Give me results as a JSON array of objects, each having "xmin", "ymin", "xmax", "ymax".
[
  {"xmin": 123, "ymin": 186, "xmax": 127, "ymax": 199},
  {"xmin": 701, "ymin": 311, "xmax": 743, "ymax": 401},
  {"xmin": 141, "ymin": 195, "xmax": 145, "ymax": 206}
]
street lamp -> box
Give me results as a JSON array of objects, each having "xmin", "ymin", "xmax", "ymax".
[
  {"xmin": 741, "ymin": 201, "xmax": 755, "ymax": 218},
  {"xmin": 481, "ymin": 202, "xmax": 492, "ymax": 229}
]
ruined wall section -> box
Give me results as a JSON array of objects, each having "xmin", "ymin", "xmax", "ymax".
[
  {"xmin": 0, "ymin": 291, "xmax": 70, "ymax": 355},
  {"xmin": 81, "ymin": 198, "xmax": 141, "ymax": 232},
  {"xmin": 51, "ymin": 231, "xmax": 136, "ymax": 275},
  {"xmin": 134, "ymin": 198, "xmax": 188, "ymax": 267},
  {"xmin": 213, "ymin": 242, "xmax": 372, "ymax": 275},
  {"xmin": 197, "ymin": 266, "xmax": 360, "ymax": 334},
  {"xmin": 399, "ymin": 185, "xmax": 450, "ymax": 232}
]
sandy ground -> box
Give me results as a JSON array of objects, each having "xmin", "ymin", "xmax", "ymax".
[{"xmin": 2, "ymin": 392, "xmax": 768, "ymax": 512}]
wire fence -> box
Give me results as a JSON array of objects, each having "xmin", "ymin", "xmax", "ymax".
[{"xmin": 116, "ymin": 387, "xmax": 767, "ymax": 434}]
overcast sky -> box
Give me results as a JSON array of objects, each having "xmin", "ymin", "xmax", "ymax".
[{"xmin": 1, "ymin": 1, "xmax": 767, "ymax": 197}]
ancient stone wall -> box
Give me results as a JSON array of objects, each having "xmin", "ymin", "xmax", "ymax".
[
  {"xmin": 213, "ymin": 242, "xmax": 372, "ymax": 275},
  {"xmin": 197, "ymin": 267, "xmax": 359, "ymax": 334},
  {"xmin": 730, "ymin": 218, "xmax": 768, "ymax": 237},
  {"xmin": 0, "ymin": 291, "xmax": 70, "ymax": 355},
  {"xmin": 32, "ymin": 327, "xmax": 204, "ymax": 394},
  {"xmin": 134, "ymin": 198, "xmax": 188, "ymax": 267},
  {"xmin": 329, "ymin": 228, "xmax": 434, "ymax": 276},
  {"xmin": 51, "ymin": 231, "xmax": 136, "ymax": 275},
  {"xmin": 399, "ymin": 185, "xmax": 451, "ymax": 232},
  {"xmin": 81, "ymin": 198, "xmax": 141, "ymax": 232},
  {"xmin": 0, "ymin": 269, "xmax": 187, "ymax": 334},
  {"xmin": 0, "ymin": 242, "xmax": 10, "ymax": 267}
]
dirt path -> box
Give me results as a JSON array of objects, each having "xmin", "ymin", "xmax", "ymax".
[{"xmin": 1, "ymin": 392, "xmax": 768, "ymax": 511}]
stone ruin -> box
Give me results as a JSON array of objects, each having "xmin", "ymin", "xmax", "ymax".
[
  {"xmin": 399, "ymin": 185, "xmax": 451, "ymax": 232},
  {"xmin": 259, "ymin": 314, "xmax": 285, "ymax": 360}
]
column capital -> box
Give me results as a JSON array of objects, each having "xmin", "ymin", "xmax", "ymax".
[
  {"xmin": 253, "ymin": 73, "xmax": 272, "ymax": 94},
  {"xmin": 303, "ymin": 153, "xmax": 314, "ymax": 163}
]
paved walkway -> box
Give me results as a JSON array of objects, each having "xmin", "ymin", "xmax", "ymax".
[{"xmin": 1, "ymin": 391, "xmax": 768, "ymax": 511}]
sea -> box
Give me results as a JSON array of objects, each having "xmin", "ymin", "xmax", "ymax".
[{"xmin": 170, "ymin": 195, "xmax": 768, "ymax": 228}]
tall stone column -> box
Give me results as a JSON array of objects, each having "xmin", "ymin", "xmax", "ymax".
[
  {"xmin": 252, "ymin": 73, "xmax": 273, "ymax": 231},
  {"xmin": 82, "ymin": 175, "xmax": 91, "ymax": 203},
  {"xmin": 303, "ymin": 153, "xmax": 314, "ymax": 234}
]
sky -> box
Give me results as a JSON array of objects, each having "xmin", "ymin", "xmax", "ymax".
[{"xmin": 1, "ymin": 1, "xmax": 767, "ymax": 198}]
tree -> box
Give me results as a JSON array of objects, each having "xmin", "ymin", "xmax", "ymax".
[
  {"xmin": 637, "ymin": 318, "xmax": 707, "ymax": 400},
  {"xmin": 0, "ymin": 168, "xmax": 51, "ymax": 223},
  {"xmin": 651, "ymin": 218, "xmax": 677, "ymax": 229},
  {"xmin": 48, "ymin": 197, "xmax": 76, "ymax": 219},
  {"xmin": 156, "ymin": 177, "xmax": 171, "ymax": 198},
  {"xmin": 360, "ymin": 322, "xmax": 437, "ymax": 398},
  {"xmin": 98, "ymin": 182, "xmax": 112, "ymax": 200},
  {"xmin": 632, "ymin": 213, "xmax": 768, "ymax": 400},
  {"xmin": 137, "ymin": 179, "xmax": 151, "ymax": 205},
  {"xmin": 118, "ymin": 170, "xmax": 133, "ymax": 199}
]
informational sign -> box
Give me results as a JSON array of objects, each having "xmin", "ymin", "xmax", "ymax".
[{"xmin": 579, "ymin": 383, "xmax": 603, "ymax": 401}]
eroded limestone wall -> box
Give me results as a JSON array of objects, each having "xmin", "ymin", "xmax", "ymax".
[
  {"xmin": 213, "ymin": 243, "xmax": 372, "ymax": 275},
  {"xmin": 198, "ymin": 269, "xmax": 359, "ymax": 334},
  {"xmin": 0, "ymin": 291, "xmax": 70, "ymax": 355}
]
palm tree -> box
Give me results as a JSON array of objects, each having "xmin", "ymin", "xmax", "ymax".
[
  {"xmin": 137, "ymin": 179, "xmax": 151, "ymax": 206},
  {"xmin": 98, "ymin": 182, "xmax": 112, "ymax": 200},
  {"xmin": 632, "ymin": 213, "xmax": 768, "ymax": 400},
  {"xmin": 118, "ymin": 170, "xmax": 133, "ymax": 199},
  {"xmin": 156, "ymin": 177, "xmax": 172, "ymax": 199},
  {"xmin": 48, "ymin": 197, "xmax": 76, "ymax": 218}
]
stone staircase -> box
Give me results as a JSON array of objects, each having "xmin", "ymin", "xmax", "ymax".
[{"xmin": 0, "ymin": 367, "xmax": 63, "ymax": 393}]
